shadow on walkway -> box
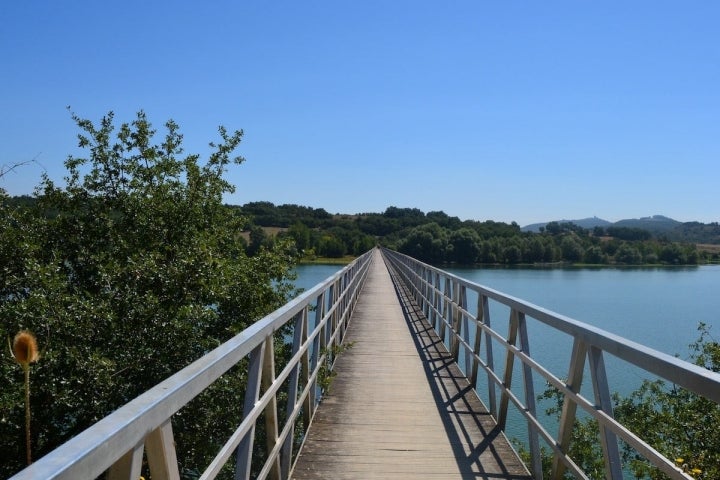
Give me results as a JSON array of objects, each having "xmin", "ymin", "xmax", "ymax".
[{"xmin": 385, "ymin": 257, "xmax": 533, "ymax": 480}]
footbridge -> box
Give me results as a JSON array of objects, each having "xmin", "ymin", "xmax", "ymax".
[{"xmin": 11, "ymin": 249, "xmax": 720, "ymax": 480}]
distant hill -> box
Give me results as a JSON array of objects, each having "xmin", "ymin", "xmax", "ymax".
[
  {"xmin": 613, "ymin": 215, "xmax": 681, "ymax": 233},
  {"xmin": 522, "ymin": 215, "xmax": 720, "ymax": 244},
  {"xmin": 522, "ymin": 216, "xmax": 611, "ymax": 233}
]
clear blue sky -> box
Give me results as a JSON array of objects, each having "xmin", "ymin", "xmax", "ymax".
[{"xmin": 2, "ymin": 1, "xmax": 718, "ymax": 226}]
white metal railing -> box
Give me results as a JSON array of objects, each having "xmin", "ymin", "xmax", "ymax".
[
  {"xmin": 10, "ymin": 249, "xmax": 373, "ymax": 480},
  {"xmin": 382, "ymin": 248, "xmax": 720, "ymax": 480}
]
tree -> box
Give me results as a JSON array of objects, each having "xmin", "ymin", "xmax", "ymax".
[
  {"xmin": 0, "ymin": 111, "xmax": 296, "ymax": 478},
  {"xmin": 503, "ymin": 244, "xmax": 522, "ymax": 264},
  {"xmin": 398, "ymin": 223, "xmax": 448, "ymax": 263},
  {"xmin": 615, "ymin": 243, "xmax": 643, "ymax": 264},
  {"xmin": 448, "ymin": 228, "xmax": 481, "ymax": 263},
  {"xmin": 560, "ymin": 236, "xmax": 585, "ymax": 263},
  {"xmin": 287, "ymin": 221, "xmax": 312, "ymax": 252},
  {"xmin": 318, "ymin": 234, "xmax": 346, "ymax": 257},
  {"xmin": 584, "ymin": 245, "xmax": 606, "ymax": 264}
]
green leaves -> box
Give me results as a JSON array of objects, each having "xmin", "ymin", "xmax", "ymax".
[
  {"xmin": 0, "ymin": 111, "xmax": 295, "ymax": 478},
  {"xmin": 528, "ymin": 325, "xmax": 720, "ymax": 479}
]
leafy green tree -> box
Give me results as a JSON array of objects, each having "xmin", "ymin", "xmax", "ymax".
[
  {"xmin": 560, "ymin": 236, "xmax": 585, "ymax": 262},
  {"xmin": 593, "ymin": 226, "xmax": 607, "ymax": 237},
  {"xmin": 427, "ymin": 210, "xmax": 462, "ymax": 229},
  {"xmin": 503, "ymin": 244, "xmax": 522, "ymax": 264},
  {"xmin": 608, "ymin": 226, "xmax": 653, "ymax": 241},
  {"xmin": 448, "ymin": 228, "xmax": 481, "ymax": 263},
  {"xmin": 287, "ymin": 221, "xmax": 312, "ymax": 252},
  {"xmin": 526, "ymin": 237, "xmax": 547, "ymax": 263},
  {"xmin": 0, "ymin": 111, "xmax": 296, "ymax": 478},
  {"xmin": 398, "ymin": 223, "xmax": 448, "ymax": 263},
  {"xmin": 352, "ymin": 235, "xmax": 376, "ymax": 255},
  {"xmin": 478, "ymin": 239, "xmax": 499, "ymax": 263},
  {"xmin": 615, "ymin": 243, "xmax": 643, "ymax": 264},
  {"xmin": 584, "ymin": 245, "xmax": 607, "ymax": 264},
  {"xmin": 318, "ymin": 234, "xmax": 346, "ymax": 257}
]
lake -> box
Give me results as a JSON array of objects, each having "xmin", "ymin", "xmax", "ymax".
[{"xmin": 295, "ymin": 263, "xmax": 720, "ymax": 364}]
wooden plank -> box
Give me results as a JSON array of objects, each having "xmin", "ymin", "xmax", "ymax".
[{"xmin": 291, "ymin": 250, "xmax": 532, "ymax": 480}]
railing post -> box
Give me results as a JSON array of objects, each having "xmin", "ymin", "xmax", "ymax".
[
  {"xmin": 261, "ymin": 336, "xmax": 281, "ymax": 480},
  {"xmin": 107, "ymin": 443, "xmax": 144, "ymax": 480},
  {"xmin": 235, "ymin": 341, "xmax": 265, "ymax": 480},
  {"xmin": 310, "ymin": 291, "xmax": 326, "ymax": 409},
  {"xmin": 324, "ymin": 285, "xmax": 334, "ymax": 353},
  {"xmin": 450, "ymin": 280, "xmax": 461, "ymax": 360},
  {"xmin": 470, "ymin": 295, "xmax": 483, "ymax": 389},
  {"xmin": 281, "ymin": 311, "xmax": 306, "ymax": 478},
  {"xmin": 497, "ymin": 309, "xmax": 519, "ymax": 430},
  {"xmin": 432, "ymin": 272, "xmax": 441, "ymax": 331},
  {"xmin": 459, "ymin": 286, "xmax": 472, "ymax": 375},
  {"xmin": 589, "ymin": 346, "xmax": 623, "ymax": 480},
  {"xmin": 518, "ymin": 312, "xmax": 542, "ymax": 480},
  {"xmin": 422, "ymin": 267, "xmax": 431, "ymax": 318},
  {"xmin": 552, "ymin": 338, "xmax": 588, "ymax": 480},
  {"xmin": 440, "ymin": 278, "xmax": 451, "ymax": 345},
  {"xmin": 302, "ymin": 304, "xmax": 315, "ymax": 431},
  {"xmin": 478, "ymin": 294, "xmax": 497, "ymax": 418},
  {"xmin": 145, "ymin": 420, "xmax": 181, "ymax": 480}
]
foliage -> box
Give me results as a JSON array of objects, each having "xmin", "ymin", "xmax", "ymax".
[
  {"xmin": 525, "ymin": 324, "xmax": 719, "ymax": 480},
  {"xmin": 239, "ymin": 201, "xmax": 331, "ymax": 228},
  {"xmin": 222, "ymin": 201, "xmax": 711, "ymax": 266},
  {"xmin": 0, "ymin": 111, "xmax": 296, "ymax": 478},
  {"xmin": 10, "ymin": 193, "xmax": 712, "ymax": 266},
  {"xmin": 613, "ymin": 324, "xmax": 720, "ymax": 479}
]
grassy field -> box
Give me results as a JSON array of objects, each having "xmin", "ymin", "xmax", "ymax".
[
  {"xmin": 299, "ymin": 255, "xmax": 356, "ymax": 265},
  {"xmin": 697, "ymin": 243, "xmax": 720, "ymax": 254}
]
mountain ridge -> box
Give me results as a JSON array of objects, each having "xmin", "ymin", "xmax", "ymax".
[{"xmin": 521, "ymin": 214, "xmax": 680, "ymax": 233}]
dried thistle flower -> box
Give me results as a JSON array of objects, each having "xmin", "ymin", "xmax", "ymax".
[
  {"xmin": 10, "ymin": 330, "xmax": 40, "ymax": 465},
  {"xmin": 12, "ymin": 331, "xmax": 40, "ymax": 365}
]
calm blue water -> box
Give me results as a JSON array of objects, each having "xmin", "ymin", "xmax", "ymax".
[
  {"xmin": 444, "ymin": 265, "xmax": 720, "ymax": 360},
  {"xmin": 293, "ymin": 264, "xmax": 345, "ymax": 293},
  {"xmin": 293, "ymin": 263, "xmax": 720, "ymax": 473},
  {"xmin": 296, "ymin": 264, "xmax": 720, "ymax": 367}
]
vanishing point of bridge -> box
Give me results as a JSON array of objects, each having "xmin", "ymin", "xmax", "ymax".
[
  {"xmin": 11, "ymin": 249, "xmax": 720, "ymax": 480},
  {"xmin": 290, "ymin": 250, "xmax": 529, "ymax": 479}
]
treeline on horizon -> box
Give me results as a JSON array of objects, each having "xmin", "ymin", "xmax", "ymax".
[
  {"xmin": 233, "ymin": 201, "xmax": 720, "ymax": 265},
  {"xmin": 5, "ymin": 196, "xmax": 719, "ymax": 265}
]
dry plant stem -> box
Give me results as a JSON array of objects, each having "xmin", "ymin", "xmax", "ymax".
[{"xmin": 24, "ymin": 363, "xmax": 31, "ymax": 465}]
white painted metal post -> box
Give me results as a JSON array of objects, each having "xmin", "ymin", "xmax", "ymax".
[
  {"xmin": 145, "ymin": 420, "xmax": 181, "ymax": 480},
  {"xmin": 552, "ymin": 338, "xmax": 588, "ymax": 480},
  {"xmin": 498, "ymin": 309, "xmax": 519, "ymax": 430},
  {"xmin": 235, "ymin": 342, "xmax": 265, "ymax": 480},
  {"xmin": 107, "ymin": 443, "xmax": 143, "ymax": 480},
  {"xmin": 518, "ymin": 312, "xmax": 542, "ymax": 480},
  {"xmin": 281, "ymin": 311, "xmax": 305, "ymax": 477},
  {"xmin": 588, "ymin": 346, "xmax": 623, "ymax": 479}
]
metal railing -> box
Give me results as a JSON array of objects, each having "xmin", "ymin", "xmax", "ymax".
[
  {"xmin": 382, "ymin": 248, "xmax": 720, "ymax": 480},
  {"xmin": 10, "ymin": 249, "xmax": 373, "ymax": 480}
]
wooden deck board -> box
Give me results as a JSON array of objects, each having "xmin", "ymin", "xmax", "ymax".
[{"xmin": 291, "ymin": 250, "xmax": 532, "ymax": 479}]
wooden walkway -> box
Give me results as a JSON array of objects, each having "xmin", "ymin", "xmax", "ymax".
[{"xmin": 291, "ymin": 250, "xmax": 532, "ymax": 479}]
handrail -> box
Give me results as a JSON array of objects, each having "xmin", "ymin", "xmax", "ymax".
[
  {"xmin": 10, "ymin": 248, "xmax": 374, "ymax": 480},
  {"xmin": 381, "ymin": 248, "xmax": 720, "ymax": 480}
]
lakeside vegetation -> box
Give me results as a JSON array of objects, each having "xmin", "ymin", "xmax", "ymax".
[
  {"xmin": 232, "ymin": 202, "xmax": 719, "ymax": 266},
  {"xmin": 521, "ymin": 324, "xmax": 720, "ymax": 480}
]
